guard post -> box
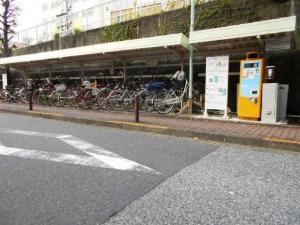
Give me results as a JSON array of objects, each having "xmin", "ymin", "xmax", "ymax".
[
  {"xmin": 28, "ymin": 80, "xmax": 33, "ymax": 111},
  {"xmin": 135, "ymin": 94, "xmax": 140, "ymax": 123}
]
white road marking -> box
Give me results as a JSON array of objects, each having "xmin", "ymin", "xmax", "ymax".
[
  {"xmin": 0, "ymin": 129, "xmax": 159, "ymax": 174},
  {"xmin": 0, "ymin": 143, "xmax": 108, "ymax": 168},
  {"xmin": 0, "ymin": 128, "xmax": 58, "ymax": 138}
]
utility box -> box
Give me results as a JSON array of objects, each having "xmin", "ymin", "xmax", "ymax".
[{"xmin": 261, "ymin": 83, "xmax": 289, "ymax": 123}]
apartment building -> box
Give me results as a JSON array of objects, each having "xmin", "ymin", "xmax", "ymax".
[{"xmin": 15, "ymin": 0, "xmax": 191, "ymax": 47}]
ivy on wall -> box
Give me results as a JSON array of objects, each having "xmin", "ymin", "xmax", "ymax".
[
  {"xmin": 159, "ymin": 16, "xmax": 190, "ymax": 36},
  {"xmin": 101, "ymin": 0, "xmax": 264, "ymax": 42},
  {"xmin": 195, "ymin": 0, "xmax": 258, "ymax": 29},
  {"xmin": 102, "ymin": 21, "xmax": 138, "ymax": 42},
  {"xmin": 157, "ymin": 7, "xmax": 190, "ymax": 36}
]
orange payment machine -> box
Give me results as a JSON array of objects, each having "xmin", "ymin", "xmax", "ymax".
[{"xmin": 238, "ymin": 52, "xmax": 266, "ymax": 120}]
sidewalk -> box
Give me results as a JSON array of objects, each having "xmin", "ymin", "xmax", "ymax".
[
  {"xmin": 103, "ymin": 146, "xmax": 300, "ymax": 225},
  {"xmin": 0, "ymin": 103, "xmax": 299, "ymax": 151}
]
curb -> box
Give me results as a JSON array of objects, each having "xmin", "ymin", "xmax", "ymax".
[
  {"xmin": 2, "ymin": 103, "xmax": 299, "ymax": 128},
  {"xmin": 1, "ymin": 108, "xmax": 299, "ymax": 153}
]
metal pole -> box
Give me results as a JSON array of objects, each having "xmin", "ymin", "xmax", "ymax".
[
  {"xmin": 135, "ymin": 94, "xmax": 140, "ymax": 123},
  {"xmin": 26, "ymin": 65, "xmax": 33, "ymax": 111},
  {"xmin": 29, "ymin": 87, "xmax": 33, "ymax": 111},
  {"xmin": 188, "ymin": 0, "xmax": 195, "ymax": 114}
]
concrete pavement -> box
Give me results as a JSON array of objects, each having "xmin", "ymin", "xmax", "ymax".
[{"xmin": 104, "ymin": 146, "xmax": 300, "ymax": 225}]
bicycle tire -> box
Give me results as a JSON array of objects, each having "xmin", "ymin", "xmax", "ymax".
[
  {"xmin": 153, "ymin": 91, "xmax": 176, "ymax": 114},
  {"xmin": 82, "ymin": 90, "xmax": 95, "ymax": 109},
  {"xmin": 108, "ymin": 90, "xmax": 125, "ymax": 111},
  {"xmin": 139, "ymin": 90, "xmax": 157, "ymax": 112},
  {"xmin": 123, "ymin": 91, "xmax": 137, "ymax": 112},
  {"xmin": 96, "ymin": 88, "xmax": 111, "ymax": 110}
]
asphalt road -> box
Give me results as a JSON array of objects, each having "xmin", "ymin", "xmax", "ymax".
[{"xmin": 0, "ymin": 113, "xmax": 218, "ymax": 225}]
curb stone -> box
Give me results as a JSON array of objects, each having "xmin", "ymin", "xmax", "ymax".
[{"xmin": 0, "ymin": 108, "xmax": 299, "ymax": 152}]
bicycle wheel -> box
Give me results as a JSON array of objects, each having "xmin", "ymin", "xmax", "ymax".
[
  {"xmin": 65, "ymin": 90, "xmax": 77, "ymax": 107},
  {"xmin": 49, "ymin": 91, "xmax": 60, "ymax": 106},
  {"xmin": 139, "ymin": 90, "xmax": 156, "ymax": 112},
  {"xmin": 19, "ymin": 93, "xmax": 28, "ymax": 104},
  {"xmin": 83, "ymin": 90, "xmax": 95, "ymax": 109},
  {"xmin": 57, "ymin": 90, "xmax": 68, "ymax": 107},
  {"xmin": 108, "ymin": 90, "xmax": 125, "ymax": 111},
  {"xmin": 39, "ymin": 90, "xmax": 50, "ymax": 105},
  {"xmin": 0, "ymin": 90, "xmax": 4, "ymax": 102},
  {"xmin": 96, "ymin": 88, "xmax": 111, "ymax": 110},
  {"xmin": 32, "ymin": 89, "xmax": 40, "ymax": 104},
  {"xmin": 123, "ymin": 91, "xmax": 137, "ymax": 112},
  {"xmin": 153, "ymin": 91, "xmax": 176, "ymax": 114}
]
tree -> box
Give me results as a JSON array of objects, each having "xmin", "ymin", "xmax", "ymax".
[{"xmin": 0, "ymin": 0, "xmax": 19, "ymax": 84}]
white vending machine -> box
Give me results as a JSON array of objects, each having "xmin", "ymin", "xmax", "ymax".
[{"xmin": 261, "ymin": 83, "xmax": 289, "ymax": 123}]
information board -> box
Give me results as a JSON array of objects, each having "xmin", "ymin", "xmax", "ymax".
[
  {"xmin": 205, "ymin": 56, "xmax": 229, "ymax": 111},
  {"xmin": 265, "ymin": 36, "xmax": 291, "ymax": 52}
]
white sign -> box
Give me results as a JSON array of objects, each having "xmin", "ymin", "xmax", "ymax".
[
  {"xmin": 265, "ymin": 36, "xmax": 291, "ymax": 52},
  {"xmin": 205, "ymin": 56, "xmax": 229, "ymax": 111},
  {"xmin": 2, "ymin": 73, "xmax": 7, "ymax": 89}
]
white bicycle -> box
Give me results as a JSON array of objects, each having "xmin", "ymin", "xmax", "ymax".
[{"xmin": 153, "ymin": 71, "xmax": 189, "ymax": 114}]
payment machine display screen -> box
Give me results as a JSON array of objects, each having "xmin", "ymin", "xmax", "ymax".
[
  {"xmin": 244, "ymin": 63, "xmax": 259, "ymax": 68},
  {"xmin": 241, "ymin": 61, "xmax": 262, "ymax": 98}
]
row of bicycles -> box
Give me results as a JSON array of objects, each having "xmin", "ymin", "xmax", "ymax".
[{"xmin": 0, "ymin": 71, "xmax": 203, "ymax": 114}]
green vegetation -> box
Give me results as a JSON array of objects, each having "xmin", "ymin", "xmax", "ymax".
[
  {"xmin": 102, "ymin": 21, "xmax": 138, "ymax": 42},
  {"xmin": 73, "ymin": 19, "xmax": 84, "ymax": 35},
  {"xmin": 54, "ymin": 32, "xmax": 60, "ymax": 40},
  {"xmin": 159, "ymin": 16, "xmax": 189, "ymax": 36},
  {"xmin": 195, "ymin": 0, "xmax": 258, "ymax": 29},
  {"xmin": 74, "ymin": 27, "xmax": 83, "ymax": 35}
]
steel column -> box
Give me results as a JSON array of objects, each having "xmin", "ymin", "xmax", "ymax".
[{"xmin": 188, "ymin": 0, "xmax": 195, "ymax": 114}]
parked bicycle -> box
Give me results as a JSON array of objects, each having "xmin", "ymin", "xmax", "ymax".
[
  {"xmin": 0, "ymin": 71, "xmax": 204, "ymax": 115},
  {"xmin": 153, "ymin": 71, "xmax": 189, "ymax": 114}
]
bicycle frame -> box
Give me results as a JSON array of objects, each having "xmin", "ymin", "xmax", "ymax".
[{"xmin": 162, "ymin": 79, "xmax": 189, "ymax": 107}]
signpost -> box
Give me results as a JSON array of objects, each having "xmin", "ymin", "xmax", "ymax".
[{"xmin": 204, "ymin": 56, "xmax": 229, "ymax": 118}]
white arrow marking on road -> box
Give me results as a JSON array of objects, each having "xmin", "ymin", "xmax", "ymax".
[{"xmin": 0, "ymin": 129, "xmax": 159, "ymax": 174}]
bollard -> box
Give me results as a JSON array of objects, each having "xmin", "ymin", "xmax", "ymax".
[
  {"xmin": 135, "ymin": 94, "xmax": 140, "ymax": 123},
  {"xmin": 29, "ymin": 88, "xmax": 33, "ymax": 111},
  {"xmin": 28, "ymin": 81, "xmax": 33, "ymax": 111}
]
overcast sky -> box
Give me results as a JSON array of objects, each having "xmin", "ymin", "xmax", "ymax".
[{"xmin": 16, "ymin": 0, "xmax": 43, "ymax": 31}]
